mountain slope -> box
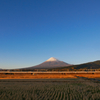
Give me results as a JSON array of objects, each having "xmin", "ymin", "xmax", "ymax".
[
  {"xmin": 26, "ymin": 57, "xmax": 71, "ymax": 69},
  {"xmin": 70, "ymin": 60, "xmax": 100, "ymax": 69},
  {"xmin": 50, "ymin": 60, "xmax": 100, "ymax": 71}
]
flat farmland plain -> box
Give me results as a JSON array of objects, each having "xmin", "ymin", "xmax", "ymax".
[
  {"xmin": 1, "ymin": 71, "xmax": 100, "ymax": 100},
  {"xmin": 0, "ymin": 79, "xmax": 100, "ymax": 100},
  {"xmin": 0, "ymin": 71, "xmax": 100, "ymax": 79}
]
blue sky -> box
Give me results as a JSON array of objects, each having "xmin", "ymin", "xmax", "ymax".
[{"xmin": 0, "ymin": 0, "xmax": 100, "ymax": 69}]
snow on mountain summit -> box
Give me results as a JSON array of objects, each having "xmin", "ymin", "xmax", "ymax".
[{"xmin": 46, "ymin": 57, "xmax": 60, "ymax": 62}]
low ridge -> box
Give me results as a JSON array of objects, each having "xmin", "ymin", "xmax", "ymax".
[{"xmin": 51, "ymin": 60, "xmax": 100, "ymax": 71}]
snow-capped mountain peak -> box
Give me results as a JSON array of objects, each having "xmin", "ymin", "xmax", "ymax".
[
  {"xmin": 46, "ymin": 57, "xmax": 60, "ymax": 62},
  {"xmin": 22, "ymin": 57, "xmax": 71, "ymax": 69}
]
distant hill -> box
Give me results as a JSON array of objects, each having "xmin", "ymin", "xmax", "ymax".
[
  {"xmin": 49, "ymin": 60, "xmax": 100, "ymax": 71},
  {"xmin": 70, "ymin": 60, "xmax": 100, "ymax": 69}
]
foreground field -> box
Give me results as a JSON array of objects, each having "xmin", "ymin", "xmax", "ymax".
[{"xmin": 0, "ymin": 79, "xmax": 100, "ymax": 100}]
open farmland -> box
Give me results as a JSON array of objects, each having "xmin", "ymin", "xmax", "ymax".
[
  {"xmin": 0, "ymin": 79, "xmax": 100, "ymax": 100},
  {"xmin": 1, "ymin": 71, "xmax": 100, "ymax": 79}
]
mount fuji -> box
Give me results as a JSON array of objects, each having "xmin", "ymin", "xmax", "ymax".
[{"xmin": 27, "ymin": 57, "xmax": 71, "ymax": 69}]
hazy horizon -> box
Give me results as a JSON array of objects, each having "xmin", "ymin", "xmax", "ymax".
[{"xmin": 0, "ymin": 0, "xmax": 100, "ymax": 69}]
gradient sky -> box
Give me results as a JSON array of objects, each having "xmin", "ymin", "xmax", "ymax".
[{"xmin": 0, "ymin": 0, "xmax": 100, "ymax": 69}]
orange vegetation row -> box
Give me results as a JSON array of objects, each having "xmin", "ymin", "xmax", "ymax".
[{"xmin": 0, "ymin": 73, "xmax": 100, "ymax": 79}]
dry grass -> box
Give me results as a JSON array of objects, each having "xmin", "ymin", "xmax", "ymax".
[
  {"xmin": 0, "ymin": 73, "xmax": 100, "ymax": 79},
  {"xmin": 0, "ymin": 73, "xmax": 75, "ymax": 79},
  {"xmin": 77, "ymin": 73, "xmax": 100, "ymax": 78}
]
